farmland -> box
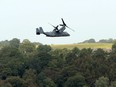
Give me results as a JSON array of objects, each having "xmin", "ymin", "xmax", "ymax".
[{"xmin": 51, "ymin": 43, "xmax": 113, "ymax": 50}]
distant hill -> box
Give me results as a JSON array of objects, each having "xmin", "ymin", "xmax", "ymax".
[{"xmin": 81, "ymin": 38, "xmax": 116, "ymax": 43}]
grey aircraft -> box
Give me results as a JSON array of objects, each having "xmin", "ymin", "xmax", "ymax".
[{"xmin": 36, "ymin": 18, "xmax": 74, "ymax": 37}]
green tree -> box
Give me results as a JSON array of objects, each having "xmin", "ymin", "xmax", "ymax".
[
  {"xmin": 93, "ymin": 48, "xmax": 106, "ymax": 59},
  {"xmin": 19, "ymin": 39, "xmax": 36, "ymax": 57},
  {"xmin": 108, "ymin": 63, "xmax": 116, "ymax": 81},
  {"xmin": 112, "ymin": 41, "xmax": 116, "ymax": 53},
  {"xmin": 0, "ymin": 40, "xmax": 10, "ymax": 48},
  {"xmin": 37, "ymin": 72, "xmax": 46, "ymax": 87},
  {"xmin": 95, "ymin": 76, "xmax": 109, "ymax": 87},
  {"xmin": 55, "ymin": 66, "xmax": 77, "ymax": 87},
  {"xmin": 37, "ymin": 72, "xmax": 56, "ymax": 87},
  {"xmin": 9, "ymin": 38, "xmax": 20, "ymax": 48},
  {"xmin": 23, "ymin": 69, "xmax": 37, "ymax": 87},
  {"xmin": 0, "ymin": 80, "xmax": 12, "ymax": 87},
  {"xmin": 0, "ymin": 46, "xmax": 22, "ymax": 60},
  {"xmin": 50, "ymin": 48, "xmax": 70, "ymax": 68},
  {"xmin": 64, "ymin": 73, "xmax": 86, "ymax": 87},
  {"xmin": 5, "ymin": 76, "xmax": 25, "ymax": 87},
  {"xmin": 110, "ymin": 81, "xmax": 116, "ymax": 87},
  {"xmin": 79, "ymin": 48, "xmax": 92, "ymax": 58},
  {"xmin": 66, "ymin": 47, "xmax": 80, "ymax": 64},
  {"xmin": 28, "ymin": 51, "xmax": 52, "ymax": 73},
  {"xmin": 43, "ymin": 78, "xmax": 57, "ymax": 87},
  {"xmin": 37, "ymin": 45, "xmax": 51, "ymax": 53}
]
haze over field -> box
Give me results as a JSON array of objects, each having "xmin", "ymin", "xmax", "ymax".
[{"xmin": 0, "ymin": 0, "xmax": 116, "ymax": 44}]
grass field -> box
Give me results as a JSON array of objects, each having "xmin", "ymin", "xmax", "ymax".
[{"xmin": 51, "ymin": 43, "xmax": 113, "ymax": 50}]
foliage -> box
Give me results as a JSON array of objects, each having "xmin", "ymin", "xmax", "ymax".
[
  {"xmin": 95, "ymin": 76, "xmax": 109, "ymax": 87},
  {"xmin": 5, "ymin": 76, "xmax": 25, "ymax": 87},
  {"xmin": 112, "ymin": 41, "xmax": 116, "ymax": 53},
  {"xmin": 64, "ymin": 73, "xmax": 86, "ymax": 87},
  {"xmin": 0, "ymin": 38, "xmax": 116, "ymax": 87},
  {"xmin": 110, "ymin": 81, "xmax": 116, "ymax": 87},
  {"xmin": 9, "ymin": 38, "xmax": 20, "ymax": 48}
]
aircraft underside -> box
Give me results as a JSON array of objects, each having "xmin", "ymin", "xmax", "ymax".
[{"xmin": 45, "ymin": 32, "xmax": 70, "ymax": 37}]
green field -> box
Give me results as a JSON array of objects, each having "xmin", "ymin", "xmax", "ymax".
[{"xmin": 51, "ymin": 43, "xmax": 113, "ymax": 49}]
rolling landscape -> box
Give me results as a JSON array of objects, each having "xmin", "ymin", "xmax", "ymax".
[{"xmin": 1, "ymin": 0, "xmax": 116, "ymax": 87}]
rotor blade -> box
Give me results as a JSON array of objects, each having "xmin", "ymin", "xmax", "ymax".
[
  {"xmin": 61, "ymin": 18, "xmax": 75, "ymax": 31},
  {"xmin": 66, "ymin": 26, "xmax": 75, "ymax": 32},
  {"xmin": 48, "ymin": 23, "xmax": 56, "ymax": 28},
  {"xmin": 61, "ymin": 18, "xmax": 66, "ymax": 26}
]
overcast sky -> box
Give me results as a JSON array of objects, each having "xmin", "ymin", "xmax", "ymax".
[{"xmin": 0, "ymin": 0, "xmax": 116, "ymax": 44}]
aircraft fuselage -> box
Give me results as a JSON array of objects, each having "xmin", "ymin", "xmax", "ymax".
[{"xmin": 44, "ymin": 32, "xmax": 70, "ymax": 37}]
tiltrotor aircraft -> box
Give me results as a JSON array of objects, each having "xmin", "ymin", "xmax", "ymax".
[{"xmin": 36, "ymin": 18, "xmax": 74, "ymax": 37}]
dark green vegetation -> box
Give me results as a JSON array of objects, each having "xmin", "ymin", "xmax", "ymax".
[{"xmin": 0, "ymin": 38, "xmax": 116, "ymax": 87}]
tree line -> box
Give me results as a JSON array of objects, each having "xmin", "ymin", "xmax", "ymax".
[
  {"xmin": 0, "ymin": 38, "xmax": 116, "ymax": 87},
  {"xmin": 82, "ymin": 38, "xmax": 116, "ymax": 43}
]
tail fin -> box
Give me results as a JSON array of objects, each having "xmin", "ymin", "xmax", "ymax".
[{"xmin": 36, "ymin": 27, "xmax": 44, "ymax": 35}]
